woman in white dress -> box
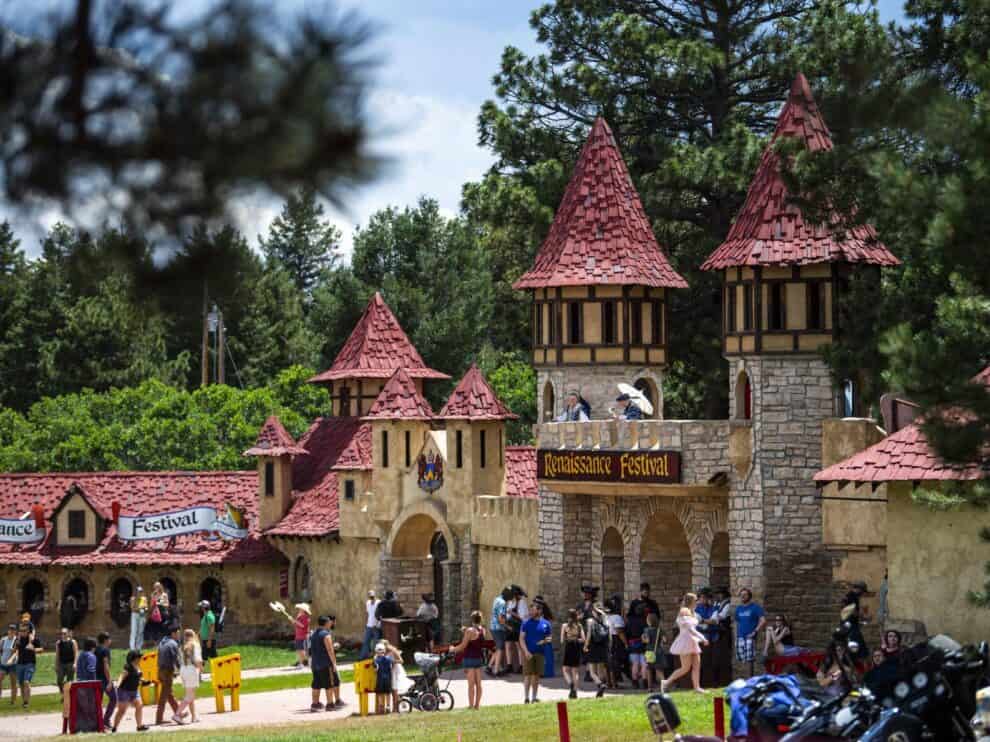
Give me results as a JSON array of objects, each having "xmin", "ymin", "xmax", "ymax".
[
  {"xmin": 661, "ymin": 593, "xmax": 709, "ymax": 693},
  {"xmin": 176, "ymin": 629, "xmax": 202, "ymax": 723}
]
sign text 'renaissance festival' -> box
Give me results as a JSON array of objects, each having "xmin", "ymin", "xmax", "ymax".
[{"xmin": 537, "ymin": 449, "xmax": 681, "ymax": 484}]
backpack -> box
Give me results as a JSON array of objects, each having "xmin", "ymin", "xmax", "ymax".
[{"xmin": 590, "ymin": 618, "xmax": 609, "ymax": 645}]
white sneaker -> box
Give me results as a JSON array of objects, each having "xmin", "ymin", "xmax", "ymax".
[{"xmin": 172, "ymin": 714, "xmax": 184, "ymax": 725}]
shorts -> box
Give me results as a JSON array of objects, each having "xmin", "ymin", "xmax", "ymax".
[
  {"xmin": 117, "ymin": 689, "xmax": 139, "ymax": 704},
  {"xmin": 311, "ymin": 667, "xmax": 331, "ymax": 690},
  {"xmin": 462, "ymin": 657, "xmax": 484, "ymax": 669},
  {"xmin": 294, "ymin": 639, "xmax": 306, "ymax": 651},
  {"xmin": 524, "ymin": 654, "xmax": 545, "ymax": 677},
  {"xmin": 491, "ymin": 628, "xmax": 506, "ymax": 650},
  {"xmin": 0, "ymin": 664, "xmax": 13, "ymax": 675},
  {"xmin": 376, "ymin": 677, "xmax": 392, "ymax": 694},
  {"xmin": 15, "ymin": 664, "xmax": 35, "ymax": 684},
  {"xmin": 629, "ymin": 653, "xmax": 646, "ymax": 666},
  {"xmin": 202, "ymin": 643, "xmax": 218, "ymax": 660},
  {"xmin": 736, "ymin": 636, "xmax": 756, "ymax": 662}
]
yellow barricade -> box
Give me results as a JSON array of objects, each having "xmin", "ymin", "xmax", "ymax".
[
  {"xmin": 354, "ymin": 659, "xmax": 376, "ymax": 716},
  {"xmin": 211, "ymin": 653, "xmax": 241, "ymax": 713},
  {"xmin": 138, "ymin": 651, "xmax": 159, "ymax": 706}
]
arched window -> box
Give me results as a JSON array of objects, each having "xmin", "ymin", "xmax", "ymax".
[
  {"xmin": 110, "ymin": 578, "xmax": 133, "ymax": 629},
  {"xmin": 543, "ymin": 381, "xmax": 555, "ymax": 422},
  {"xmin": 293, "ymin": 558, "xmax": 311, "ymax": 601},
  {"xmin": 735, "ymin": 371, "xmax": 752, "ymax": 420},
  {"xmin": 60, "ymin": 578, "xmax": 89, "ymax": 629},
  {"xmin": 200, "ymin": 578, "xmax": 223, "ymax": 613},
  {"xmin": 22, "ymin": 579, "xmax": 45, "ymax": 624}
]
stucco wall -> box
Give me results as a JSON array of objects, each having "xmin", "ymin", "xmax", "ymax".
[
  {"xmin": 476, "ymin": 546, "xmax": 540, "ymax": 619},
  {"xmin": 886, "ymin": 483, "xmax": 990, "ymax": 645}
]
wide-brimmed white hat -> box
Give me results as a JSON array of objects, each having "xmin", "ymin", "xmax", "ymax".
[{"xmin": 294, "ymin": 603, "xmax": 312, "ymax": 615}]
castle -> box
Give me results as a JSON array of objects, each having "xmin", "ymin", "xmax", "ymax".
[{"xmin": 0, "ymin": 73, "xmax": 985, "ymax": 650}]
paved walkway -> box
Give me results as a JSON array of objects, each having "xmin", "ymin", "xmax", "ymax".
[{"xmin": 9, "ymin": 670, "xmax": 633, "ymax": 739}]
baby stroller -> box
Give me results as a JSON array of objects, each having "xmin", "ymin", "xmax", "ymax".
[{"xmin": 398, "ymin": 652, "xmax": 455, "ymax": 712}]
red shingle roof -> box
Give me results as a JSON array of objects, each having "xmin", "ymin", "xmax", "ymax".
[
  {"xmin": 363, "ymin": 368, "xmax": 434, "ymax": 421},
  {"xmin": 816, "ymin": 366, "xmax": 990, "ymax": 483},
  {"xmin": 267, "ymin": 416, "xmax": 368, "ymax": 537},
  {"xmin": 243, "ymin": 415, "xmax": 307, "ymax": 457},
  {"xmin": 513, "ymin": 118, "xmax": 688, "ymax": 290},
  {"xmin": 702, "ymin": 73, "xmax": 899, "ymax": 271},
  {"xmin": 332, "ymin": 422, "xmax": 373, "ymax": 471},
  {"xmin": 439, "ymin": 364, "xmax": 518, "ymax": 420},
  {"xmin": 504, "ymin": 447, "xmax": 538, "ymax": 499},
  {"xmin": 0, "ymin": 472, "xmax": 285, "ymax": 566},
  {"xmin": 308, "ymin": 292, "xmax": 449, "ymax": 383}
]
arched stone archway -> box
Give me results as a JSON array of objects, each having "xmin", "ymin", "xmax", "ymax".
[
  {"xmin": 108, "ymin": 576, "xmax": 134, "ymax": 629},
  {"xmin": 735, "ymin": 370, "xmax": 751, "ymax": 420},
  {"xmin": 60, "ymin": 576, "xmax": 90, "ymax": 629},
  {"xmin": 542, "ymin": 380, "xmax": 556, "ymax": 422},
  {"xmin": 19, "ymin": 574, "xmax": 47, "ymax": 625},
  {"xmin": 640, "ymin": 508, "xmax": 693, "ymax": 617},
  {"xmin": 601, "ymin": 527, "xmax": 625, "ymax": 601}
]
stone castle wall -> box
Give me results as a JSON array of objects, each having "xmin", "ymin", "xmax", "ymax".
[{"xmin": 536, "ymin": 365, "xmax": 663, "ymax": 422}]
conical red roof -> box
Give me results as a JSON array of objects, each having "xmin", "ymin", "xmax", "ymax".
[
  {"xmin": 513, "ymin": 117, "xmax": 687, "ymax": 289},
  {"xmin": 308, "ymin": 292, "xmax": 450, "ymax": 383},
  {"xmin": 439, "ymin": 364, "xmax": 518, "ymax": 420},
  {"xmin": 243, "ymin": 415, "xmax": 308, "ymax": 457},
  {"xmin": 703, "ymin": 73, "xmax": 899, "ymax": 270},
  {"xmin": 363, "ymin": 368, "xmax": 434, "ymax": 421}
]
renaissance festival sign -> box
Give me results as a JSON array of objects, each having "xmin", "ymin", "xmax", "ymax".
[
  {"xmin": 0, "ymin": 517, "xmax": 44, "ymax": 543},
  {"xmin": 537, "ymin": 449, "xmax": 681, "ymax": 485},
  {"xmin": 115, "ymin": 503, "xmax": 249, "ymax": 541}
]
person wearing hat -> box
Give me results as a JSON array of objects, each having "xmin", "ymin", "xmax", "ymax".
[
  {"xmin": 416, "ymin": 593, "xmax": 441, "ymax": 651},
  {"xmin": 506, "ymin": 585, "xmax": 528, "ymax": 675},
  {"xmin": 129, "ymin": 586, "xmax": 148, "ymax": 651},
  {"xmin": 556, "ymin": 391, "xmax": 590, "ymax": 422},
  {"xmin": 0, "ymin": 623, "xmax": 18, "ymax": 704},
  {"xmin": 292, "ymin": 603, "xmax": 312, "ymax": 668},
  {"xmin": 198, "ymin": 600, "xmax": 217, "ymax": 662},
  {"xmin": 613, "ymin": 393, "xmax": 643, "ymax": 420},
  {"xmin": 841, "ymin": 581, "xmax": 870, "ymax": 661}
]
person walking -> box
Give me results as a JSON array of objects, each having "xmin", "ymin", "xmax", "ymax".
[
  {"xmin": 129, "ymin": 586, "xmax": 148, "ymax": 651},
  {"xmin": 155, "ymin": 624, "xmax": 182, "ymax": 726},
  {"xmin": 111, "ymin": 650, "xmax": 150, "ymax": 733},
  {"xmin": 176, "ymin": 629, "xmax": 203, "ymax": 723},
  {"xmin": 0, "ymin": 624, "xmax": 17, "ymax": 704},
  {"xmin": 416, "ymin": 593, "xmax": 442, "ymax": 651},
  {"xmin": 360, "ymin": 591, "xmax": 380, "ymax": 661},
  {"xmin": 198, "ymin": 600, "xmax": 217, "ymax": 665},
  {"xmin": 662, "ymin": 593, "xmax": 709, "ymax": 693},
  {"xmin": 519, "ymin": 601, "xmax": 552, "ymax": 704},
  {"xmin": 75, "ymin": 637, "xmax": 98, "ymax": 681},
  {"xmin": 643, "ymin": 612, "xmax": 664, "ymax": 691},
  {"xmin": 309, "ymin": 615, "xmax": 339, "ymax": 712},
  {"xmin": 561, "ymin": 609, "xmax": 585, "ymax": 699},
  {"xmin": 13, "ymin": 622, "xmax": 43, "ymax": 708},
  {"xmin": 486, "ymin": 586, "xmax": 511, "ymax": 677},
  {"xmin": 291, "ymin": 603, "xmax": 311, "ymax": 668},
  {"xmin": 734, "ymin": 588, "xmax": 766, "ymax": 677},
  {"xmin": 54, "ymin": 627, "xmax": 78, "ymax": 697},
  {"xmin": 583, "ymin": 603, "xmax": 610, "ymax": 697},
  {"xmin": 450, "ymin": 610, "xmax": 488, "ymax": 709},
  {"xmin": 96, "ymin": 632, "xmax": 116, "ymax": 729}
]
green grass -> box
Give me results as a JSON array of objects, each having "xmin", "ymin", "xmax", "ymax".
[{"xmin": 109, "ymin": 692, "xmax": 718, "ymax": 741}]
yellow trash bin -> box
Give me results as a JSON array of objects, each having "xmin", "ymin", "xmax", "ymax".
[
  {"xmin": 138, "ymin": 651, "xmax": 159, "ymax": 706},
  {"xmin": 211, "ymin": 653, "xmax": 242, "ymax": 713},
  {"xmin": 354, "ymin": 659, "xmax": 376, "ymax": 716}
]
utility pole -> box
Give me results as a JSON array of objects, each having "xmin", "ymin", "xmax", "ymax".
[{"xmin": 201, "ymin": 282, "xmax": 209, "ymax": 387}]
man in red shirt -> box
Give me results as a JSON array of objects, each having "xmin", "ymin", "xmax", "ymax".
[{"xmin": 292, "ymin": 604, "xmax": 311, "ymax": 668}]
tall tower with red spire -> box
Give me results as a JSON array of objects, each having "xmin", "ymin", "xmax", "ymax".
[
  {"xmin": 514, "ymin": 117, "xmax": 687, "ymax": 420},
  {"xmin": 703, "ymin": 74, "xmax": 898, "ymax": 639}
]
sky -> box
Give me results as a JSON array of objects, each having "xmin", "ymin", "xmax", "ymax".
[{"xmin": 6, "ymin": 0, "xmax": 908, "ymax": 258}]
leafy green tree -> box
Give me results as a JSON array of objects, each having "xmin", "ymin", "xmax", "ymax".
[
  {"xmin": 259, "ymin": 188, "xmax": 343, "ymax": 300},
  {"xmin": 476, "ymin": 346, "xmax": 537, "ymax": 445},
  {"xmin": 0, "ymin": 222, "xmax": 28, "ymax": 410}
]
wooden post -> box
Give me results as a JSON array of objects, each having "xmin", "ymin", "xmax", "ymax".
[
  {"xmin": 200, "ymin": 282, "xmax": 209, "ymax": 387},
  {"xmin": 556, "ymin": 700, "xmax": 571, "ymax": 742},
  {"xmin": 714, "ymin": 696, "xmax": 725, "ymax": 739},
  {"xmin": 217, "ymin": 308, "xmax": 225, "ymax": 385}
]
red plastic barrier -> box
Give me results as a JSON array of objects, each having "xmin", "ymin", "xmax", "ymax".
[
  {"xmin": 714, "ymin": 696, "xmax": 725, "ymax": 739},
  {"xmin": 557, "ymin": 700, "xmax": 571, "ymax": 742},
  {"xmin": 62, "ymin": 680, "xmax": 104, "ymax": 735}
]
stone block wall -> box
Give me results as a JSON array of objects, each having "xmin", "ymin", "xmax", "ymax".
[{"xmin": 536, "ymin": 365, "xmax": 664, "ymax": 422}]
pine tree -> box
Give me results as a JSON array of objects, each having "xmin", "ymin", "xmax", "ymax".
[{"xmin": 259, "ymin": 188, "xmax": 342, "ymax": 301}]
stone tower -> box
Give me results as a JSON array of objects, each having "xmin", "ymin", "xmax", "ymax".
[
  {"xmin": 513, "ymin": 117, "xmax": 687, "ymax": 421},
  {"xmin": 308, "ymin": 292, "xmax": 449, "ymax": 416},
  {"xmin": 701, "ymin": 73, "xmax": 899, "ymax": 642},
  {"xmin": 244, "ymin": 415, "xmax": 308, "ymax": 531}
]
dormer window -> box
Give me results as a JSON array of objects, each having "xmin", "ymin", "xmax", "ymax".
[{"xmin": 68, "ymin": 510, "xmax": 85, "ymax": 539}]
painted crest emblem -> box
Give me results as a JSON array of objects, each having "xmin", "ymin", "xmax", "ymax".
[{"xmin": 417, "ymin": 452, "xmax": 444, "ymax": 492}]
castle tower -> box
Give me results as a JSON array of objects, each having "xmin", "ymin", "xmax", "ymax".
[
  {"xmin": 701, "ymin": 73, "xmax": 898, "ymax": 641},
  {"xmin": 308, "ymin": 292, "xmax": 449, "ymax": 416},
  {"xmin": 513, "ymin": 117, "xmax": 687, "ymax": 420},
  {"xmin": 438, "ymin": 363, "xmax": 519, "ymax": 497},
  {"xmin": 244, "ymin": 415, "xmax": 308, "ymax": 531}
]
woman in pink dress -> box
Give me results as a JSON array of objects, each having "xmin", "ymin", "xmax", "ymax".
[{"xmin": 661, "ymin": 593, "xmax": 709, "ymax": 693}]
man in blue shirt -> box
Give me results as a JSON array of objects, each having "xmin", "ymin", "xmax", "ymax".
[
  {"xmin": 519, "ymin": 599, "xmax": 552, "ymax": 704},
  {"xmin": 695, "ymin": 590, "xmax": 719, "ymax": 642},
  {"xmin": 734, "ymin": 588, "xmax": 766, "ymax": 677},
  {"xmin": 486, "ymin": 587, "xmax": 511, "ymax": 678},
  {"xmin": 75, "ymin": 637, "xmax": 98, "ymax": 681}
]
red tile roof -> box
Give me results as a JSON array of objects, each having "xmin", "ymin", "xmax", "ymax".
[
  {"xmin": 439, "ymin": 364, "xmax": 518, "ymax": 420},
  {"xmin": 816, "ymin": 366, "xmax": 990, "ymax": 483},
  {"xmin": 363, "ymin": 368, "xmax": 434, "ymax": 421},
  {"xmin": 513, "ymin": 117, "xmax": 688, "ymax": 290},
  {"xmin": 702, "ymin": 73, "xmax": 900, "ymax": 270},
  {"xmin": 308, "ymin": 292, "xmax": 449, "ymax": 383},
  {"xmin": 267, "ymin": 416, "xmax": 368, "ymax": 537},
  {"xmin": 504, "ymin": 447, "xmax": 538, "ymax": 499},
  {"xmin": 0, "ymin": 472, "xmax": 285, "ymax": 566},
  {"xmin": 243, "ymin": 415, "xmax": 308, "ymax": 457}
]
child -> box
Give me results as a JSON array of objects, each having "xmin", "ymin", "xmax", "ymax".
[
  {"xmin": 176, "ymin": 629, "xmax": 202, "ymax": 723},
  {"xmin": 112, "ymin": 650, "xmax": 150, "ymax": 732},
  {"xmin": 373, "ymin": 642, "xmax": 394, "ymax": 714}
]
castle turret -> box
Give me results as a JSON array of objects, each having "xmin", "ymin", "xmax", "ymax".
[
  {"xmin": 308, "ymin": 292, "xmax": 449, "ymax": 416},
  {"xmin": 244, "ymin": 415, "xmax": 307, "ymax": 531},
  {"xmin": 513, "ymin": 117, "xmax": 687, "ymax": 420}
]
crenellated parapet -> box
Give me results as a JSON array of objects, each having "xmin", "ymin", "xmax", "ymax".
[{"xmin": 471, "ymin": 496, "xmax": 539, "ymax": 551}]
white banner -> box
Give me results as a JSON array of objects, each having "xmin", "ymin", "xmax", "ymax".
[
  {"xmin": 0, "ymin": 518, "xmax": 44, "ymax": 543},
  {"xmin": 117, "ymin": 506, "xmax": 248, "ymax": 541}
]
